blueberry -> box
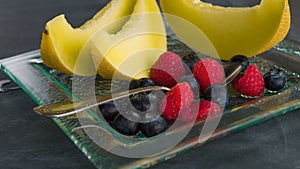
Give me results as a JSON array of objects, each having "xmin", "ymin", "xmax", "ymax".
[
  {"xmin": 129, "ymin": 78, "xmax": 156, "ymax": 90},
  {"xmin": 180, "ymin": 75, "xmax": 200, "ymax": 99},
  {"xmin": 230, "ymin": 55, "xmax": 249, "ymax": 72},
  {"xmin": 129, "ymin": 93, "xmax": 159, "ymax": 112},
  {"xmin": 112, "ymin": 113, "xmax": 140, "ymax": 136},
  {"xmin": 122, "ymin": 109, "xmax": 143, "ymax": 122},
  {"xmin": 98, "ymin": 101, "xmax": 119, "ymax": 121},
  {"xmin": 203, "ymin": 84, "xmax": 229, "ymax": 108},
  {"xmin": 143, "ymin": 112, "xmax": 161, "ymax": 122},
  {"xmin": 182, "ymin": 54, "xmax": 200, "ymax": 72},
  {"xmin": 140, "ymin": 117, "xmax": 167, "ymax": 137},
  {"xmin": 264, "ymin": 69, "xmax": 286, "ymax": 91}
]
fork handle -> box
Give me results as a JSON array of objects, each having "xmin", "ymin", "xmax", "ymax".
[{"xmin": 33, "ymin": 86, "xmax": 170, "ymax": 118}]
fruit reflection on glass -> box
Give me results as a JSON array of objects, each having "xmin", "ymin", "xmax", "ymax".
[{"xmin": 39, "ymin": 0, "xmax": 291, "ymax": 137}]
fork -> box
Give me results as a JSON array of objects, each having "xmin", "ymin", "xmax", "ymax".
[{"xmin": 33, "ymin": 58, "xmax": 245, "ymax": 118}]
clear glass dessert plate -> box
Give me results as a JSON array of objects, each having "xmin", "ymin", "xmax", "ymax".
[{"xmin": 1, "ymin": 36, "xmax": 300, "ymax": 168}]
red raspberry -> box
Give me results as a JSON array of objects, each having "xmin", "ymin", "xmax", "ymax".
[
  {"xmin": 181, "ymin": 100, "xmax": 222, "ymax": 122},
  {"xmin": 160, "ymin": 82, "xmax": 194, "ymax": 120},
  {"xmin": 232, "ymin": 64, "xmax": 265, "ymax": 97},
  {"xmin": 150, "ymin": 51, "xmax": 185, "ymax": 87},
  {"xmin": 232, "ymin": 74, "xmax": 244, "ymax": 90},
  {"xmin": 180, "ymin": 103, "xmax": 199, "ymax": 122},
  {"xmin": 192, "ymin": 58, "xmax": 225, "ymax": 91},
  {"xmin": 197, "ymin": 100, "xmax": 222, "ymax": 120}
]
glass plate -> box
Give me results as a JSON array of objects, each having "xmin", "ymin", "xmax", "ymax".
[{"xmin": 2, "ymin": 37, "xmax": 300, "ymax": 168}]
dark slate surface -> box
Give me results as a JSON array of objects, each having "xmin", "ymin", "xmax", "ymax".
[{"xmin": 0, "ymin": 0, "xmax": 300, "ymax": 169}]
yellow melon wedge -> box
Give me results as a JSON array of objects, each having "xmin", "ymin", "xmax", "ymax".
[
  {"xmin": 40, "ymin": 0, "xmax": 137, "ymax": 75},
  {"xmin": 160, "ymin": 0, "xmax": 290, "ymax": 60},
  {"xmin": 91, "ymin": 0, "xmax": 167, "ymax": 80}
]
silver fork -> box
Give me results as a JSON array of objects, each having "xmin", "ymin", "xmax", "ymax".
[
  {"xmin": 33, "ymin": 59, "xmax": 244, "ymax": 118},
  {"xmin": 34, "ymin": 86, "xmax": 170, "ymax": 118}
]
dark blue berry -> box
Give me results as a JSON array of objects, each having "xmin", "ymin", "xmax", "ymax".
[
  {"xmin": 230, "ymin": 55, "xmax": 249, "ymax": 72},
  {"xmin": 140, "ymin": 117, "xmax": 167, "ymax": 137},
  {"xmin": 182, "ymin": 54, "xmax": 200, "ymax": 72},
  {"xmin": 203, "ymin": 84, "xmax": 229, "ymax": 108},
  {"xmin": 180, "ymin": 75, "xmax": 200, "ymax": 99},
  {"xmin": 143, "ymin": 112, "xmax": 161, "ymax": 122},
  {"xmin": 98, "ymin": 101, "xmax": 119, "ymax": 121},
  {"xmin": 129, "ymin": 78, "xmax": 155, "ymax": 90},
  {"xmin": 264, "ymin": 69, "xmax": 286, "ymax": 91},
  {"xmin": 130, "ymin": 93, "xmax": 159, "ymax": 112},
  {"xmin": 112, "ymin": 113, "xmax": 140, "ymax": 136}
]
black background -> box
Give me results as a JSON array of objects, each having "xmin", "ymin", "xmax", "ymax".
[{"xmin": 1, "ymin": 0, "xmax": 300, "ymax": 169}]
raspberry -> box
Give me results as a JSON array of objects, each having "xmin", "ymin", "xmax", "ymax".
[
  {"xmin": 197, "ymin": 100, "xmax": 222, "ymax": 120},
  {"xmin": 160, "ymin": 82, "xmax": 194, "ymax": 120},
  {"xmin": 180, "ymin": 103, "xmax": 199, "ymax": 122},
  {"xmin": 232, "ymin": 64, "xmax": 265, "ymax": 97},
  {"xmin": 150, "ymin": 51, "xmax": 185, "ymax": 87},
  {"xmin": 181, "ymin": 100, "xmax": 222, "ymax": 122},
  {"xmin": 232, "ymin": 74, "xmax": 244, "ymax": 90},
  {"xmin": 192, "ymin": 58, "xmax": 225, "ymax": 91}
]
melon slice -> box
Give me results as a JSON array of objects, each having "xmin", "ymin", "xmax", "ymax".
[
  {"xmin": 160, "ymin": 0, "xmax": 290, "ymax": 60},
  {"xmin": 40, "ymin": 0, "xmax": 137, "ymax": 75},
  {"xmin": 91, "ymin": 0, "xmax": 167, "ymax": 80}
]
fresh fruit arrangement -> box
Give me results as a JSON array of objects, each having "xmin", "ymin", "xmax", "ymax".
[
  {"xmin": 40, "ymin": 0, "xmax": 291, "ymax": 77},
  {"xmin": 95, "ymin": 51, "xmax": 287, "ymax": 137},
  {"xmin": 39, "ymin": 0, "xmax": 291, "ymax": 138}
]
